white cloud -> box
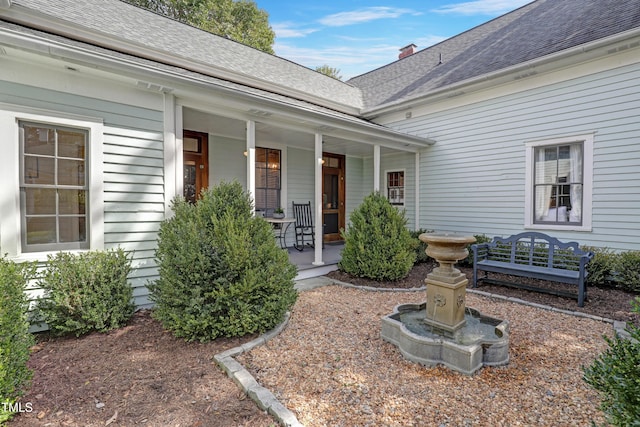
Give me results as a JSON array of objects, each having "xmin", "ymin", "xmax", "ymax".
[
  {"xmin": 318, "ymin": 7, "xmax": 418, "ymax": 27},
  {"xmin": 274, "ymin": 41, "xmax": 400, "ymax": 79},
  {"xmin": 272, "ymin": 22, "xmax": 318, "ymax": 38},
  {"xmin": 432, "ymin": 0, "xmax": 532, "ymax": 15}
]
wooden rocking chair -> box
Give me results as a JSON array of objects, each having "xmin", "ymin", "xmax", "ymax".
[{"xmin": 292, "ymin": 201, "xmax": 315, "ymax": 251}]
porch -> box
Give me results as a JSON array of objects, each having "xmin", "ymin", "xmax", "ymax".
[{"xmin": 288, "ymin": 242, "xmax": 344, "ymax": 280}]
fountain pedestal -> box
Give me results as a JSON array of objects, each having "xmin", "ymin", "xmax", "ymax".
[
  {"xmin": 380, "ymin": 232, "xmax": 510, "ymax": 374},
  {"xmin": 422, "ymin": 233, "xmax": 475, "ymax": 334}
]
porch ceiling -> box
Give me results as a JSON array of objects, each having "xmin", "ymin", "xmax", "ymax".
[{"xmin": 185, "ymin": 108, "xmax": 425, "ymax": 158}]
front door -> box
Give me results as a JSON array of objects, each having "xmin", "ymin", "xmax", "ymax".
[
  {"xmin": 322, "ymin": 153, "xmax": 345, "ymax": 242},
  {"xmin": 183, "ymin": 130, "xmax": 209, "ymax": 203}
]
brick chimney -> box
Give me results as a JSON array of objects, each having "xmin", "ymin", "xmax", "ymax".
[{"xmin": 398, "ymin": 43, "xmax": 417, "ymax": 59}]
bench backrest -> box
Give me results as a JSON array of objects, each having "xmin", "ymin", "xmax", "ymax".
[{"xmin": 485, "ymin": 232, "xmax": 592, "ymax": 270}]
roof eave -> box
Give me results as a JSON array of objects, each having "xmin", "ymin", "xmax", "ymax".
[
  {"xmin": 0, "ymin": 1, "xmax": 364, "ymax": 115},
  {"xmin": 361, "ymin": 26, "xmax": 640, "ymax": 120}
]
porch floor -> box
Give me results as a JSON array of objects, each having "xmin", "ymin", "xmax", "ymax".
[{"xmin": 287, "ymin": 242, "xmax": 344, "ymax": 280}]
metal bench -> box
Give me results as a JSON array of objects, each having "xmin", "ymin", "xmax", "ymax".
[{"xmin": 471, "ymin": 232, "xmax": 594, "ymax": 307}]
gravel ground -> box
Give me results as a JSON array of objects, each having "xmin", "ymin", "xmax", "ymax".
[{"xmin": 238, "ymin": 286, "xmax": 612, "ymax": 427}]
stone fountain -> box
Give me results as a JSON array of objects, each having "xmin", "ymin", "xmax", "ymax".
[{"xmin": 381, "ymin": 232, "xmax": 509, "ymax": 375}]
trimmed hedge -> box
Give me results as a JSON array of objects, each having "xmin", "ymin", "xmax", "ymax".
[
  {"xmin": 36, "ymin": 248, "xmax": 134, "ymax": 337},
  {"xmin": 0, "ymin": 257, "xmax": 35, "ymax": 423},
  {"xmin": 149, "ymin": 181, "xmax": 297, "ymax": 342}
]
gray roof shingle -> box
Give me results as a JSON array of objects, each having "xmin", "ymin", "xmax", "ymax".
[
  {"xmin": 6, "ymin": 0, "xmax": 364, "ymax": 111},
  {"xmin": 348, "ymin": 0, "xmax": 640, "ymax": 110}
]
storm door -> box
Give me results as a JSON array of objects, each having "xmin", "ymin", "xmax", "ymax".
[{"xmin": 322, "ymin": 153, "xmax": 345, "ymax": 242}]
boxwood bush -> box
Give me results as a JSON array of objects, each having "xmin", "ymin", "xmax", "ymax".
[
  {"xmin": 339, "ymin": 192, "xmax": 416, "ymax": 281},
  {"xmin": 149, "ymin": 181, "xmax": 297, "ymax": 342},
  {"xmin": 36, "ymin": 248, "xmax": 134, "ymax": 337},
  {"xmin": 410, "ymin": 229, "xmax": 433, "ymax": 264},
  {"xmin": 583, "ymin": 297, "xmax": 640, "ymax": 426},
  {"xmin": 613, "ymin": 250, "xmax": 640, "ymax": 293},
  {"xmin": 0, "ymin": 257, "xmax": 35, "ymax": 423}
]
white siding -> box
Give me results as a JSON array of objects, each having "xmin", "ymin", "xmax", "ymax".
[
  {"xmin": 380, "ymin": 152, "xmax": 417, "ymax": 230},
  {"xmin": 389, "ymin": 63, "xmax": 640, "ymax": 251},
  {"xmin": 0, "ymin": 80, "xmax": 164, "ymax": 308},
  {"xmin": 285, "ymin": 147, "xmax": 315, "ymax": 247}
]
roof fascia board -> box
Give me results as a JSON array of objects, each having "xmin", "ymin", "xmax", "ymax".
[
  {"xmin": 0, "ymin": 26, "xmax": 432, "ymax": 150},
  {"xmin": 363, "ymin": 26, "xmax": 640, "ymax": 119},
  {"xmin": 0, "ymin": 3, "xmax": 363, "ymax": 115}
]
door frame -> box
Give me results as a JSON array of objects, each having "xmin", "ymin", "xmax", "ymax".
[
  {"xmin": 183, "ymin": 129, "xmax": 209, "ymax": 202},
  {"xmin": 322, "ymin": 152, "xmax": 345, "ymax": 242}
]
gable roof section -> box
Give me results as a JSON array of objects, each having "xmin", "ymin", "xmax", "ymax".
[
  {"xmin": 349, "ymin": 0, "xmax": 640, "ymax": 112},
  {"xmin": 1, "ymin": 0, "xmax": 364, "ymax": 114}
]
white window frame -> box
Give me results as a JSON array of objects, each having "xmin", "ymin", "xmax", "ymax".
[
  {"xmin": 385, "ymin": 169, "xmax": 406, "ymax": 206},
  {"xmin": 524, "ymin": 133, "xmax": 593, "ymax": 232},
  {"xmin": 0, "ymin": 104, "xmax": 104, "ymax": 262}
]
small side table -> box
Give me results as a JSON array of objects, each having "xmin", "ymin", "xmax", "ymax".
[{"xmin": 265, "ymin": 217, "xmax": 296, "ymax": 249}]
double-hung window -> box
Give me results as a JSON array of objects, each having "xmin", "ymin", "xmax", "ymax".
[
  {"xmin": 20, "ymin": 121, "xmax": 89, "ymax": 251},
  {"xmin": 525, "ymin": 134, "xmax": 593, "ymax": 230},
  {"xmin": 255, "ymin": 147, "xmax": 281, "ymax": 216},
  {"xmin": 387, "ymin": 171, "xmax": 405, "ymax": 206}
]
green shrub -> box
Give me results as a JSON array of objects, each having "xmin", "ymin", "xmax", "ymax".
[
  {"xmin": 36, "ymin": 249, "xmax": 134, "ymax": 337},
  {"xmin": 149, "ymin": 181, "xmax": 297, "ymax": 342},
  {"xmin": 0, "ymin": 257, "xmax": 35, "ymax": 423},
  {"xmin": 613, "ymin": 250, "xmax": 640, "ymax": 293},
  {"xmin": 459, "ymin": 234, "xmax": 492, "ymax": 267},
  {"xmin": 339, "ymin": 192, "xmax": 416, "ymax": 281},
  {"xmin": 583, "ymin": 297, "xmax": 640, "ymax": 426},
  {"xmin": 583, "ymin": 246, "xmax": 616, "ymax": 288},
  {"xmin": 411, "ymin": 229, "xmax": 433, "ymax": 264}
]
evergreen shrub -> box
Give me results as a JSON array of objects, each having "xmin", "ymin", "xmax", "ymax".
[
  {"xmin": 410, "ymin": 229, "xmax": 432, "ymax": 264},
  {"xmin": 582, "ymin": 246, "xmax": 616, "ymax": 288},
  {"xmin": 583, "ymin": 297, "xmax": 640, "ymax": 426},
  {"xmin": 149, "ymin": 181, "xmax": 297, "ymax": 342},
  {"xmin": 339, "ymin": 192, "xmax": 416, "ymax": 281},
  {"xmin": 36, "ymin": 249, "xmax": 134, "ymax": 337},
  {"xmin": 0, "ymin": 257, "xmax": 35, "ymax": 423},
  {"xmin": 613, "ymin": 250, "xmax": 640, "ymax": 293}
]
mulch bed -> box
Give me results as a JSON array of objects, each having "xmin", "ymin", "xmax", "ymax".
[{"xmin": 327, "ymin": 261, "xmax": 640, "ymax": 326}]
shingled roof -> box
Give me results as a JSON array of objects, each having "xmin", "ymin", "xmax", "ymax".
[
  {"xmin": 2, "ymin": 0, "xmax": 364, "ymax": 113},
  {"xmin": 348, "ymin": 0, "xmax": 640, "ymax": 111}
]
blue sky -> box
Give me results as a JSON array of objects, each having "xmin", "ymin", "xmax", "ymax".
[{"xmin": 255, "ymin": 0, "xmax": 533, "ymax": 80}]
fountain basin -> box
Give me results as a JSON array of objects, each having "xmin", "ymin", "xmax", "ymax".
[{"xmin": 381, "ymin": 302, "xmax": 509, "ymax": 375}]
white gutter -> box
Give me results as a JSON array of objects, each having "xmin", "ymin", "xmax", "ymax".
[{"xmin": 363, "ymin": 26, "xmax": 640, "ymax": 119}]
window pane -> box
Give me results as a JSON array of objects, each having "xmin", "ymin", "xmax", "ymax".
[
  {"xmin": 24, "ymin": 156, "xmax": 55, "ymax": 185},
  {"xmin": 58, "ymin": 159, "xmax": 85, "ymax": 186},
  {"xmin": 58, "ymin": 130, "xmax": 86, "ymax": 159},
  {"xmin": 255, "ymin": 189, "xmax": 266, "ymax": 210},
  {"xmin": 265, "ymin": 189, "xmax": 279, "ymax": 209},
  {"xmin": 266, "ymin": 169, "xmax": 280, "ymax": 188},
  {"xmin": 24, "ymin": 125, "xmax": 55, "ymax": 156},
  {"xmin": 59, "ymin": 216, "xmax": 86, "ymax": 243},
  {"xmin": 26, "ymin": 217, "xmax": 56, "ymax": 244},
  {"xmin": 267, "ymin": 150, "xmax": 280, "ymax": 170},
  {"xmin": 183, "ymin": 137, "xmax": 199, "ymax": 153},
  {"xmin": 59, "ymin": 189, "xmax": 86, "ymax": 215},
  {"xmin": 256, "ymin": 148, "xmax": 267, "ymax": 168},
  {"xmin": 25, "ymin": 188, "xmax": 56, "ymax": 215},
  {"xmin": 256, "ymin": 167, "xmax": 266, "ymax": 187}
]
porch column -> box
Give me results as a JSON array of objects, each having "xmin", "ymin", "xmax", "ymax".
[
  {"xmin": 415, "ymin": 151, "xmax": 420, "ymax": 230},
  {"xmin": 373, "ymin": 144, "xmax": 381, "ymax": 192},
  {"xmin": 246, "ymin": 120, "xmax": 256, "ymax": 214},
  {"xmin": 163, "ymin": 93, "xmax": 178, "ymax": 217},
  {"xmin": 313, "ymin": 133, "xmax": 324, "ymax": 266}
]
